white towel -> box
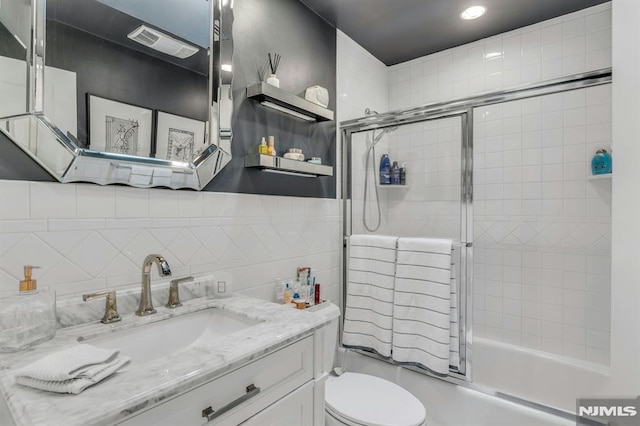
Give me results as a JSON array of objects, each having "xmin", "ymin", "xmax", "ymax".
[
  {"xmin": 392, "ymin": 238, "xmax": 452, "ymax": 376},
  {"xmin": 14, "ymin": 344, "xmax": 130, "ymax": 394},
  {"xmin": 342, "ymin": 234, "xmax": 397, "ymax": 357},
  {"xmin": 449, "ymin": 246, "xmax": 460, "ymax": 370}
]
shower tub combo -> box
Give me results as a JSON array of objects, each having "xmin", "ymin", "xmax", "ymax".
[{"xmin": 340, "ymin": 68, "xmax": 612, "ymax": 425}]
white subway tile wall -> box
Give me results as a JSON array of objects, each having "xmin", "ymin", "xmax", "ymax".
[
  {"xmin": 388, "ymin": 4, "xmax": 611, "ymax": 111},
  {"xmin": 473, "ymin": 86, "xmax": 612, "ymax": 365},
  {"xmin": 0, "ymin": 181, "xmax": 342, "ymax": 304},
  {"xmin": 385, "ymin": 4, "xmax": 612, "ymax": 364},
  {"xmin": 351, "ymin": 117, "xmax": 462, "ymax": 241},
  {"xmin": 337, "ymin": 30, "xmax": 389, "ymax": 121}
]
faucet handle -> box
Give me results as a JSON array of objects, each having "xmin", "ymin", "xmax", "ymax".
[
  {"xmin": 165, "ymin": 276, "xmax": 194, "ymax": 309},
  {"xmin": 83, "ymin": 290, "xmax": 121, "ymax": 324}
]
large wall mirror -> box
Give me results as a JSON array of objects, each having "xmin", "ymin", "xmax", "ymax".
[{"xmin": 0, "ymin": 0, "xmax": 233, "ymax": 190}]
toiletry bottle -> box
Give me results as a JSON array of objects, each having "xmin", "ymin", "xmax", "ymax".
[
  {"xmin": 283, "ymin": 283, "xmax": 293, "ymax": 304},
  {"xmin": 314, "ymin": 283, "xmax": 321, "ymax": 305},
  {"xmin": 391, "ymin": 161, "xmax": 400, "ymax": 184},
  {"xmin": 268, "ymin": 136, "xmax": 276, "ymax": 156},
  {"xmin": 379, "ymin": 154, "xmax": 391, "ymax": 185},
  {"xmin": 259, "ymin": 137, "xmax": 269, "ymax": 155},
  {"xmin": 591, "ymin": 149, "xmax": 612, "ymax": 175},
  {"xmin": 400, "ymin": 163, "xmax": 406, "ymax": 185},
  {"xmin": 0, "ymin": 266, "xmax": 56, "ymax": 352}
]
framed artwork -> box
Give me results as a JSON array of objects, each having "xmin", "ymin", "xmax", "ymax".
[
  {"xmin": 88, "ymin": 94, "xmax": 153, "ymax": 157},
  {"xmin": 155, "ymin": 111, "xmax": 207, "ymax": 162}
]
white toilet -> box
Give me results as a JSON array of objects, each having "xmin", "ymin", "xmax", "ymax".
[{"xmin": 313, "ymin": 303, "xmax": 427, "ymax": 426}]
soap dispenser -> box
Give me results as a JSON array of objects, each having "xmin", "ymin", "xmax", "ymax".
[{"xmin": 0, "ymin": 266, "xmax": 56, "ymax": 352}]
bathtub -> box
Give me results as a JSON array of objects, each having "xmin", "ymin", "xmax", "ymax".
[
  {"xmin": 473, "ymin": 337, "xmax": 611, "ymax": 412},
  {"xmin": 338, "ymin": 339, "xmax": 610, "ymax": 425}
]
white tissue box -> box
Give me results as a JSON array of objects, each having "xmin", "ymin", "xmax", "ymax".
[{"xmin": 305, "ymin": 85, "xmax": 329, "ymax": 108}]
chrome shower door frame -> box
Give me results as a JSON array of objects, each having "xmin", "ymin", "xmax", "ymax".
[{"xmin": 341, "ymin": 108, "xmax": 474, "ymax": 382}]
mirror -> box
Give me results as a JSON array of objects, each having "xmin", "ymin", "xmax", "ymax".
[{"xmin": 0, "ymin": 0, "xmax": 233, "ymax": 190}]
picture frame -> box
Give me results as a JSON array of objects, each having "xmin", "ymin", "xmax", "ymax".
[
  {"xmin": 155, "ymin": 111, "xmax": 207, "ymax": 162},
  {"xmin": 88, "ymin": 94, "xmax": 153, "ymax": 157}
]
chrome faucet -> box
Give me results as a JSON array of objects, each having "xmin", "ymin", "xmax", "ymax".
[{"xmin": 136, "ymin": 254, "xmax": 171, "ymax": 316}]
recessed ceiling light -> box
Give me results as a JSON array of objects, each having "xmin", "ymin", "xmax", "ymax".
[
  {"xmin": 221, "ymin": 64, "xmax": 232, "ymax": 72},
  {"xmin": 460, "ymin": 5, "xmax": 486, "ymax": 20}
]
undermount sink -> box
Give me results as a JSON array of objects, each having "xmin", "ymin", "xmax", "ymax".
[{"xmin": 78, "ymin": 308, "xmax": 259, "ymax": 365}]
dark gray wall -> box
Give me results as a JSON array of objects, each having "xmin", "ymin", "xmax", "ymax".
[
  {"xmin": 0, "ymin": 132, "xmax": 56, "ymax": 181},
  {"xmin": 204, "ymin": 0, "xmax": 337, "ymax": 198},
  {"xmin": 0, "ymin": 22, "xmax": 27, "ymax": 60},
  {"xmin": 0, "ymin": 0, "xmax": 337, "ymax": 199}
]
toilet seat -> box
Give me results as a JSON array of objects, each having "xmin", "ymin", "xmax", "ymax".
[{"xmin": 325, "ymin": 372, "xmax": 426, "ymax": 426}]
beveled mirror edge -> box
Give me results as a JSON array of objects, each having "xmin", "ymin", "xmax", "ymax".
[{"xmin": 0, "ymin": 0, "xmax": 233, "ymax": 191}]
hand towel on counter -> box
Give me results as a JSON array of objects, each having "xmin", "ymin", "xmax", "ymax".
[
  {"xmin": 342, "ymin": 234, "xmax": 398, "ymax": 358},
  {"xmin": 392, "ymin": 238, "xmax": 453, "ymax": 376},
  {"xmin": 14, "ymin": 344, "xmax": 130, "ymax": 394}
]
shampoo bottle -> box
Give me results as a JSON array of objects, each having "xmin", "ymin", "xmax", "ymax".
[
  {"xmin": 591, "ymin": 149, "xmax": 612, "ymax": 175},
  {"xmin": 400, "ymin": 163, "xmax": 406, "ymax": 185},
  {"xmin": 0, "ymin": 266, "xmax": 56, "ymax": 352},
  {"xmin": 379, "ymin": 154, "xmax": 391, "ymax": 185},
  {"xmin": 391, "ymin": 161, "xmax": 400, "ymax": 184}
]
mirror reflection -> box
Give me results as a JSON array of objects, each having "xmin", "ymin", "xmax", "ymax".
[
  {"xmin": 0, "ymin": 0, "xmax": 29, "ymax": 118},
  {"xmin": 45, "ymin": 0, "xmax": 211, "ymax": 161},
  {"xmin": 0, "ymin": 0, "xmax": 233, "ymax": 190}
]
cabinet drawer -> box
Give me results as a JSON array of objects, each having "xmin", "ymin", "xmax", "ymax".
[
  {"xmin": 241, "ymin": 380, "xmax": 314, "ymax": 426},
  {"xmin": 117, "ymin": 336, "xmax": 314, "ymax": 426}
]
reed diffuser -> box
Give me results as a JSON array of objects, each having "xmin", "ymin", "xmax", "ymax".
[{"xmin": 266, "ymin": 53, "xmax": 281, "ymax": 88}]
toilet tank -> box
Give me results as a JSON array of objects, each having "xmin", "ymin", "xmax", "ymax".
[{"xmin": 307, "ymin": 301, "xmax": 341, "ymax": 373}]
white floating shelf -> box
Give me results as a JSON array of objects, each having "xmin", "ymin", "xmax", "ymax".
[
  {"xmin": 377, "ymin": 184, "xmax": 409, "ymax": 189},
  {"xmin": 588, "ymin": 173, "xmax": 612, "ymax": 180}
]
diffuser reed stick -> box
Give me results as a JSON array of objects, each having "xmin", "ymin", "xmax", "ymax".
[
  {"xmin": 268, "ymin": 53, "xmax": 281, "ymax": 75},
  {"xmin": 266, "ymin": 53, "xmax": 282, "ymax": 87}
]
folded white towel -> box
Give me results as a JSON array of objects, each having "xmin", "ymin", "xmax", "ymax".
[
  {"xmin": 392, "ymin": 238, "xmax": 453, "ymax": 376},
  {"xmin": 14, "ymin": 344, "xmax": 130, "ymax": 394},
  {"xmin": 342, "ymin": 234, "xmax": 397, "ymax": 357}
]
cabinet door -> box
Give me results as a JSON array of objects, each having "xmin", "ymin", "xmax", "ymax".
[{"xmin": 241, "ymin": 381, "xmax": 314, "ymax": 426}]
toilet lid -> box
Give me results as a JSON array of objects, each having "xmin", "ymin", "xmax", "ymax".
[{"xmin": 325, "ymin": 373, "xmax": 426, "ymax": 426}]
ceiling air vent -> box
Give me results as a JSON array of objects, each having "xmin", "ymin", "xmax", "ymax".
[{"xmin": 127, "ymin": 25, "xmax": 199, "ymax": 59}]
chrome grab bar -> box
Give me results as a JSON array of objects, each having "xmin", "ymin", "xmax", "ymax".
[{"xmin": 201, "ymin": 384, "xmax": 261, "ymax": 422}]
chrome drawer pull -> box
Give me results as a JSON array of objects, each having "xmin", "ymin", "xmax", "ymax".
[{"xmin": 201, "ymin": 384, "xmax": 261, "ymax": 422}]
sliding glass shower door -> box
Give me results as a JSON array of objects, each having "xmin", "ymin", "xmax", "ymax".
[{"xmin": 343, "ymin": 111, "xmax": 473, "ymax": 379}]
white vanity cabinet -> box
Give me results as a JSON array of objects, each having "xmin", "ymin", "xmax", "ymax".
[{"xmin": 116, "ymin": 335, "xmax": 318, "ymax": 426}]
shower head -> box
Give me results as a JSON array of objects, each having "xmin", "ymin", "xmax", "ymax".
[{"xmin": 372, "ymin": 125, "xmax": 399, "ymax": 144}]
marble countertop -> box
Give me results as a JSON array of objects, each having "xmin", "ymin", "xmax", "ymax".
[{"xmin": 0, "ymin": 295, "xmax": 330, "ymax": 426}]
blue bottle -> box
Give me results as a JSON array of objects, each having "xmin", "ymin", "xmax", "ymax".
[
  {"xmin": 391, "ymin": 161, "xmax": 400, "ymax": 184},
  {"xmin": 591, "ymin": 149, "xmax": 612, "ymax": 175},
  {"xmin": 379, "ymin": 154, "xmax": 391, "ymax": 185}
]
